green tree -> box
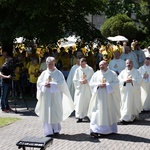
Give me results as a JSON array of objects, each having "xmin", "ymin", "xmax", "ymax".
[
  {"xmin": 135, "ymin": 0, "xmax": 150, "ymax": 34},
  {"xmin": 101, "ymin": 0, "xmax": 150, "ymax": 44},
  {"xmin": 103, "ymin": 0, "xmax": 136, "ymax": 18},
  {"xmin": 100, "ymin": 14, "xmax": 137, "ymax": 41},
  {"xmin": 0, "ymin": 0, "xmax": 104, "ymax": 55}
]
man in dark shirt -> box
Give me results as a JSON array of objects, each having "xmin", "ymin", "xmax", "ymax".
[{"xmin": 0, "ymin": 56, "xmax": 12, "ymax": 113}]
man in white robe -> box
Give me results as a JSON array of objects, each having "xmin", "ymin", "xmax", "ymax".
[
  {"xmin": 144, "ymin": 46, "xmax": 150, "ymax": 58},
  {"xmin": 133, "ymin": 44, "xmax": 145, "ymax": 67},
  {"xmin": 120, "ymin": 46, "xmax": 139, "ymax": 69},
  {"xmin": 35, "ymin": 57, "xmax": 74, "ymax": 137},
  {"xmin": 138, "ymin": 57, "xmax": 150, "ymax": 111},
  {"xmin": 118, "ymin": 59, "xmax": 143, "ymax": 124},
  {"xmin": 67, "ymin": 58, "xmax": 80, "ymax": 100},
  {"xmin": 73, "ymin": 58, "xmax": 94, "ymax": 123},
  {"xmin": 88, "ymin": 60, "xmax": 121, "ymax": 138},
  {"xmin": 109, "ymin": 51, "xmax": 125, "ymax": 75}
]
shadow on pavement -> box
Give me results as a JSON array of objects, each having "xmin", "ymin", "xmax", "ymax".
[
  {"xmin": 131, "ymin": 119, "xmax": 150, "ymax": 126},
  {"xmin": 54, "ymin": 133, "xmax": 100, "ymax": 143},
  {"xmin": 8, "ymin": 98, "xmax": 38, "ymax": 116},
  {"xmin": 103, "ymin": 133, "xmax": 150, "ymax": 143},
  {"xmin": 15, "ymin": 109, "xmax": 37, "ymax": 116}
]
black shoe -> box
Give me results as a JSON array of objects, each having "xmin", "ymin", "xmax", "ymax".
[
  {"xmin": 54, "ymin": 132, "xmax": 59, "ymax": 135},
  {"xmin": 2, "ymin": 109, "xmax": 9, "ymax": 113},
  {"xmin": 46, "ymin": 134, "xmax": 53, "ymax": 137},
  {"xmin": 76, "ymin": 119, "xmax": 82, "ymax": 123},
  {"xmin": 53, "ymin": 132, "xmax": 60, "ymax": 137},
  {"xmin": 90, "ymin": 132, "xmax": 100, "ymax": 138},
  {"xmin": 118, "ymin": 120, "xmax": 128, "ymax": 125}
]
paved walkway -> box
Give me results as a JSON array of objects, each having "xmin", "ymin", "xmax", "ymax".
[{"xmin": 0, "ymin": 98, "xmax": 150, "ymax": 150}]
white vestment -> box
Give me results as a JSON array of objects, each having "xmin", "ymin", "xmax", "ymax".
[
  {"xmin": 35, "ymin": 68, "xmax": 74, "ymax": 124},
  {"xmin": 40, "ymin": 62, "xmax": 47, "ymax": 72},
  {"xmin": 144, "ymin": 50, "xmax": 150, "ymax": 58},
  {"xmin": 88, "ymin": 69, "xmax": 121, "ymax": 134},
  {"xmin": 138, "ymin": 65, "xmax": 150, "ymax": 110},
  {"xmin": 109, "ymin": 59, "xmax": 125, "ymax": 74},
  {"xmin": 67, "ymin": 64, "xmax": 79, "ymax": 100},
  {"xmin": 133, "ymin": 50, "xmax": 145, "ymax": 67},
  {"xmin": 73, "ymin": 65, "xmax": 94, "ymax": 118},
  {"xmin": 118, "ymin": 68, "xmax": 143, "ymax": 122},
  {"xmin": 120, "ymin": 52, "xmax": 139, "ymax": 69}
]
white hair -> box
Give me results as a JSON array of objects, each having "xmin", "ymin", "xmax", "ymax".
[{"xmin": 46, "ymin": 56, "xmax": 55, "ymax": 64}]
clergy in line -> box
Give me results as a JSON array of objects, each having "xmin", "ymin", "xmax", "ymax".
[
  {"xmin": 120, "ymin": 46, "xmax": 139, "ymax": 69},
  {"xmin": 88, "ymin": 60, "xmax": 121, "ymax": 138},
  {"xmin": 73, "ymin": 58, "xmax": 94, "ymax": 123},
  {"xmin": 118, "ymin": 59, "xmax": 143, "ymax": 124},
  {"xmin": 35, "ymin": 56, "xmax": 74, "ymax": 137},
  {"xmin": 138, "ymin": 57, "xmax": 150, "ymax": 111},
  {"xmin": 109, "ymin": 51, "xmax": 125, "ymax": 75},
  {"xmin": 67, "ymin": 58, "xmax": 80, "ymax": 100}
]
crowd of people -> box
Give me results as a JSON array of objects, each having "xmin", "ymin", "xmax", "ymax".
[{"xmin": 0, "ymin": 39, "xmax": 150, "ymax": 138}]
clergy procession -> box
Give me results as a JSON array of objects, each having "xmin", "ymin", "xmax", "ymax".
[
  {"xmin": 33, "ymin": 39, "xmax": 150, "ymax": 139},
  {"xmin": 0, "ymin": 38, "xmax": 150, "ymax": 139}
]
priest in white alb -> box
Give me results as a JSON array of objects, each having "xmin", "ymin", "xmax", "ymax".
[
  {"xmin": 67, "ymin": 58, "xmax": 80, "ymax": 100},
  {"xmin": 109, "ymin": 51, "xmax": 125, "ymax": 75},
  {"xmin": 120, "ymin": 46, "xmax": 139, "ymax": 69},
  {"xmin": 118, "ymin": 59, "xmax": 143, "ymax": 124},
  {"xmin": 35, "ymin": 57, "xmax": 74, "ymax": 137},
  {"xmin": 88, "ymin": 60, "xmax": 121, "ymax": 138},
  {"xmin": 73, "ymin": 58, "xmax": 94, "ymax": 123},
  {"xmin": 138, "ymin": 57, "xmax": 150, "ymax": 111}
]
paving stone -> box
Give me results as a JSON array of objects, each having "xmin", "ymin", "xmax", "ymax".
[{"xmin": 0, "ymin": 99, "xmax": 150, "ymax": 150}]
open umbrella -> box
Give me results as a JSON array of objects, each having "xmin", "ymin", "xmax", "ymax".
[
  {"xmin": 107, "ymin": 35, "xmax": 128, "ymax": 42},
  {"xmin": 58, "ymin": 35, "xmax": 80, "ymax": 47},
  {"xmin": 107, "ymin": 37, "xmax": 115, "ymax": 41}
]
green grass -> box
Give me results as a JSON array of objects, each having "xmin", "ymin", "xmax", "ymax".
[{"xmin": 0, "ymin": 117, "xmax": 21, "ymax": 127}]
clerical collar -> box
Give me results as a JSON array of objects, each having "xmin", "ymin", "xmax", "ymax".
[
  {"xmin": 144, "ymin": 65, "xmax": 150, "ymax": 68},
  {"xmin": 47, "ymin": 67, "xmax": 56, "ymax": 73},
  {"xmin": 100, "ymin": 68, "xmax": 109, "ymax": 74},
  {"xmin": 80, "ymin": 64, "xmax": 88, "ymax": 70},
  {"xmin": 114, "ymin": 58, "xmax": 120, "ymax": 61},
  {"xmin": 126, "ymin": 68, "xmax": 133, "ymax": 73}
]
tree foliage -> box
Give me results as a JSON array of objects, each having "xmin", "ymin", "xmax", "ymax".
[
  {"xmin": 101, "ymin": 0, "xmax": 150, "ymax": 44},
  {"xmin": 100, "ymin": 14, "xmax": 137, "ymax": 41},
  {"xmin": 135, "ymin": 0, "xmax": 150, "ymax": 34},
  {"xmin": 0, "ymin": 0, "xmax": 104, "ymax": 54},
  {"xmin": 103, "ymin": 0, "xmax": 136, "ymax": 18}
]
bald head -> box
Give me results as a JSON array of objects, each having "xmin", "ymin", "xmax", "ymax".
[
  {"xmin": 126, "ymin": 59, "xmax": 133, "ymax": 70},
  {"xmin": 99, "ymin": 60, "xmax": 108, "ymax": 71},
  {"xmin": 144, "ymin": 57, "xmax": 150, "ymax": 66}
]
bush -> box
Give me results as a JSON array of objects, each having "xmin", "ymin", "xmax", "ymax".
[{"xmin": 100, "ymin": 14, "xmax": 138, "ymax": 41}]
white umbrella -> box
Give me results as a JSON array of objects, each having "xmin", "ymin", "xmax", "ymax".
[
  {"xmin": 107, "ymin": 35, "xmax": 128, "ymax": 42},
  {"xmin": 113, "ymin": 35, "xmax": 128, "ymax": 41},
  {"xmin": 58, "ymin": 35, "xmax": 80, "ymax": 47},
  {"xmin": 107, "ymin": 37, "xmax": 115, "ymax": 41},
  {"xmin": 14, "ymin": 37, "xmax": 26, "ymax": 43}
]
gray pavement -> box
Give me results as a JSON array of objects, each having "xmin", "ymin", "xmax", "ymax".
[{"xmin": 0, "ymin": 98, "xmax": 150, "ymax": 150}]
